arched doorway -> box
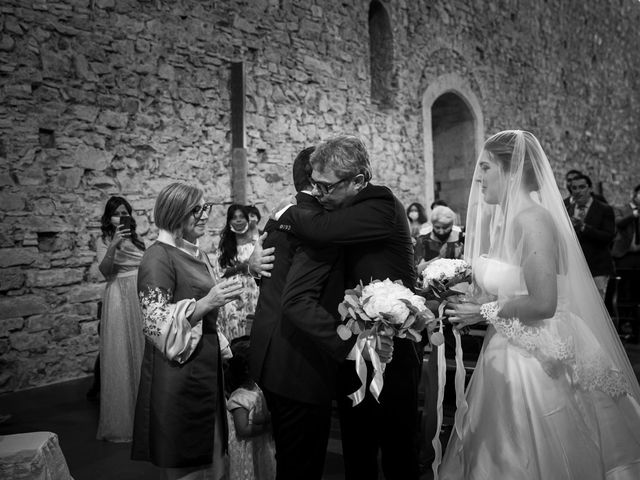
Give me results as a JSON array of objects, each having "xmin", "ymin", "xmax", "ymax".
[{"xmin": 422, "ymin": 74, "xmax": 484, "ymax": 225}]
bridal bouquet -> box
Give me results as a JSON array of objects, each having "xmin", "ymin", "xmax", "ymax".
[
  {"xmin": 416, "ymin": 258, "xmax": 472, "ymax": 479},
  {"xmin": 336, "ymin": 278, "xmax": 435, "ymax": 406},
  {"xmin": 416, "ymin": 258, "xmax": 472, "ymax": 345},
  {"xmin": 419, "ymin": 258, "xmax": 472, "ymax": 298}
]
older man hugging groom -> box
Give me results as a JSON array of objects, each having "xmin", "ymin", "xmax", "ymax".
[{"xmin": 251, "ymin": 135, "xmax": 427, "ymax": 480}]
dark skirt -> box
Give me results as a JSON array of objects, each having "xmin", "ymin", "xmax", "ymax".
[{"xmin": 131, "ymin": 330, "xmax": 225, "ymax": 468}]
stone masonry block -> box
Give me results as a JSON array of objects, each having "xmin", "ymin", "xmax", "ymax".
[
  {"xmin": 0, "ymin": 248, "xmax": 39, "ymax": 268},
  {"xmin": 0, "ymin": 295, "xmax": 48, "ymax": 319},
  {"xmin": 65, "ymin": 283, "xmax": 105, "ymax": 303},
  {"xmin": 26, "ymin": 268, "xmax": 84, "ymax": 288},
  {"xmin": 0, "ymin": 317, "xmax": 24, "ymax": 337}
]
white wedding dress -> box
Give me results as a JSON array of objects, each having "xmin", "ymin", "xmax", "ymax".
[{"xmin": 440, "ymin": 255, "xmax": 640, "ymax": 479}]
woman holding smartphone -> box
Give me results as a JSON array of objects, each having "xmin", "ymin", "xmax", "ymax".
[{"xmin": 96, "ymin": 196, "xmax": 146, "ymax": 442}]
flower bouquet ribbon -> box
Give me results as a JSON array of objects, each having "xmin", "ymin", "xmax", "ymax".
[
  {"xmin": 337, "ymin": 278, "xmax": 435, "ymax": 407},
  {"xmin": 417, "ymin": 258, "xmax": 472, "ymax": 480}
]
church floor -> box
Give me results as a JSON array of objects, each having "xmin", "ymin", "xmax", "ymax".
[
  {"xmin": 0, "ymin": 375, "xmax": 430, "ymax": 480},
  {"xmin": 2, "ymin": 341, "xmax": 639, "ymax": 480}
]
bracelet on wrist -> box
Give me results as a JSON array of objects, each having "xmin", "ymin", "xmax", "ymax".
[{"xmin": 480, "ymin": 301, "xmax": 500, "ymax": 323}]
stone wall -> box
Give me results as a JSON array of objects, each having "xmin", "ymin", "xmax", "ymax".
[{"xmin": 1, "ymin": 0, "xmax": 639, "ymax": 393}]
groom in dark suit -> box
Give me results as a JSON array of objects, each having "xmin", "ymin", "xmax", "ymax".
[
  {"xmin": 277, "ymin": 135, "xmax": 423, "ymax": 480},
  {"xmin": 250, "ymin": 147, "xmax": 356, "ymax": 480}
]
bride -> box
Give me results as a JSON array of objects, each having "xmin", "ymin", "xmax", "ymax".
[{"xmin": 440, "ymin": 130, "xmax": 640, "ymax": 479}]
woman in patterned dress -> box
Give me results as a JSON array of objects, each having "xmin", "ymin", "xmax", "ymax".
[
  {"xmin": 216, "ymin": 205, "xmax": 260, "ymax": 341},
  {"xmin": 132, "ymin": 183, "xmax": 244, "ymax": 480}
]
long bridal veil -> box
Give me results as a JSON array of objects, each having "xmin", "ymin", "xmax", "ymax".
[
  {"xmin": 439, "ymin": 130, "xmax": 640, "ymax": 479},
  {"xmin": 464, "ymin": 128, "xmax": 640, "ymax": 405}
]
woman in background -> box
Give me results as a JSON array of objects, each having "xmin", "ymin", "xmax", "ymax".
[
  {"xmin": 407, "ymin": 202, "xmax": 429, "ymax": 239},
  {"xmin": 416, "ymin": 205, "xmax": 464, "ymax": 267},
  {"xmin": 217, "ymin": 204, "xmax": 260, "ymax": 340},
  {"xmin": 96, "ymin": 196, "xmax": 146, "ymax": 442},
  {"xmin": 407, "ymin": 202, "xmax": 429, "ymax": 266}
]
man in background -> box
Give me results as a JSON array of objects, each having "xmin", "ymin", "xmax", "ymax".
[
  {"xmin": 564, "ymin": 168, "xmax": 607, "ymax": 208},
  {"xmin": 567, "ymin": 173, "xmax": 615, "ymax": 299}
]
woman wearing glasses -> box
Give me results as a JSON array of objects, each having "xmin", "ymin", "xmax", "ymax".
[
  {"xmin": 132, "ymin": 183, "xmax": 243, "ymax": 480},
  {"xmin": 216, "ymin": 204, "xmax": 261, "ymax": 341}
]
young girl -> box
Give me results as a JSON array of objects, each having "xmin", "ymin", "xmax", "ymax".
[{"xmin": 225, "ymin": 337, "xmax": 276, "ymax": 480}]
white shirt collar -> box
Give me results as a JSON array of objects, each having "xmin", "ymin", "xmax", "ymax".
[{"xmin": 157, "ymin": 229, "xmax": 200, "ymax": 258}]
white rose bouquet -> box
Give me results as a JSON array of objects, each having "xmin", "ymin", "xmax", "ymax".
[
  {"xmin": 417, "ymin": 258, "xmax": 472, "ymax": 344},
  {"xmin": 419, "ymin": 258, "xmax": 472, "ymax": 295},
  {"xmin": 336, "ymin": 278, "xmax": 435, "ymax": 406}
]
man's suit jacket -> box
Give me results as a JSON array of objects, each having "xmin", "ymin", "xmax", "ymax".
[
  {"xmin": 612, "ymin": 203, "xmax": 639, "ymax": 259},
  {"xmin": 278, "ymin": 184, "xmax": 421, "ymax": 393},
  {"xmin": 567, "ymin": 198, "xmax": 615, "ymax": 276},
  {"xmin": 249, "ymin": 192, "xmax": 350, "ymax": 406}
]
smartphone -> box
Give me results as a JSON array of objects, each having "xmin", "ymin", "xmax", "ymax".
[{"xmin": 119, "ymin": 215, "xmax": 133, "ymax": 231}]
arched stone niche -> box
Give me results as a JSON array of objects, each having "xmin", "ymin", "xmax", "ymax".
[{"xmin": 422, "ymin": 74, "xmax": 484, "ymax": 223}]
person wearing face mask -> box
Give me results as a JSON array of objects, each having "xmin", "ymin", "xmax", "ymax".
[
  {"xmin": 217, "ymin": 204, "xmax": 261, "ymax": 341},
  {"xmin": 407, "ymin": 202, "xmax": 428, "ymax": 238},
  {"xmin": 407, "ymin": 202, "xmax": 429, "ymax": 266},
  {"xmin": 416, "ymin": 205, "xmax": 464, "ymax": 269},
  {"xmin": 95, "ymin": 196, "xmax": 146, "ymax": 443}
]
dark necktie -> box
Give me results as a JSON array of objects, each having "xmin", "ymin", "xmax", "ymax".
[{"xmin": 634, "ymin": 216, "xmax": 639, "ymax": 246}]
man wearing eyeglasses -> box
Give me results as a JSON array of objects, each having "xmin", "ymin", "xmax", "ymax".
[
  {"xmin": 276, "ymin": 135, "xmax": 423, "ymax": 480},
  {"xmin": 567, "ymin": 173, "xmax": 615, "ymax": 299}
]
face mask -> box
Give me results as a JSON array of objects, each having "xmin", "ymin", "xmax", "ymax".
[
  {"xmin": 111, "ymin": 216, "xmax": 120, "ymax": 226},
  {"xmin": 408, "ymin": 212, "xmax": 419, "ymax": 221},
  {"xmin": 230, "ymin": 224, "xmax": 249, "ymax": 235},
  {"xmin": 434, "ymin": 229, "xmax": 452, "ymax": 242}
]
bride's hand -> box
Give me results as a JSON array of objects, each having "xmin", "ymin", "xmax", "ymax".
[{"xmin": 445, "ymin": 302, "xmax": 484, "ymax": 330}]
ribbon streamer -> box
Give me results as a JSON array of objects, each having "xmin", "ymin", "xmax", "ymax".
[
  {"xmin": 430, "ymin": 305, "xmax": 468, "ymax": 479},
  {"xmin": 452, "ymin": 328, "xmax": 469, "ymax": 437},
  {"xmin": 348, "ymin": 331, "xmax": 386, "ymax": 406},
  {"xmin": 431, "ymin": 316, "xmax": 446, "ymax": 480}
]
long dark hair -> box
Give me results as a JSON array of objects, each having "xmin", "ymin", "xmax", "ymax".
[
  {"xmin": 218, "ymin": 204, "xmax": 248, "ymax": 268},
  {"xmin": 407, "ymin": 202, "xmax": 428, "ymax": 224},
  {"xmin": 100, "ymin": 196, "xmax": 145, "ymax": 251}
]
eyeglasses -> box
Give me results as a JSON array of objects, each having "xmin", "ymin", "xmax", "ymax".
[
  {"xmin": 191, "ymin": 202, "xmax": 214, "ymax": 220},
  {"xmin": 309, "ymin": 176, "xmax": 351, "ymax": 195}
]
